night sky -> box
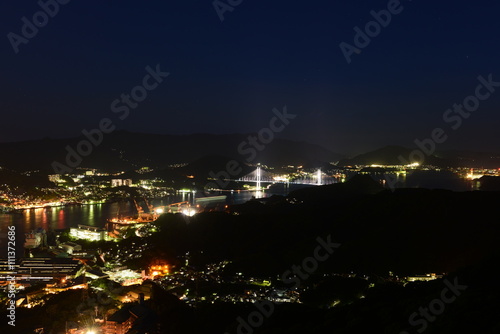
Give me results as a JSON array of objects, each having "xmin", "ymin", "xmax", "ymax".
[{"xmin": 1, "ymin": 0, "xmax": 499, "ymax": 155}]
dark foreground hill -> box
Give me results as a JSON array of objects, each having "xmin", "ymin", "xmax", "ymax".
[{"xmin": 129, "ymin": 175, "xmax": 500, "ymax": 278}]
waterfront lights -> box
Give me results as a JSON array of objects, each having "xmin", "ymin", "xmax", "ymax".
[{"xmin": 182, "ymin": 208, "xmax": 196, "ymax": 217}]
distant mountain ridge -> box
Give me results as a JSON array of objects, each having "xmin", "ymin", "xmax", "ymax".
[
  {"xmin": 338, "ymin": 145, "xmax": 500, "ymax": 168},
  {"xmin": 1, "ymin": 135, "xmax": 498, "ymax": 174},
  {"xmin": 0, "ymin": 131, "xmax": 342, "ymax": 172}
]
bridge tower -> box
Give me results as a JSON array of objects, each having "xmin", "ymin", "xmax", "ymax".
[
  {"xmin": 256, "ymin": 166, "xmax": 262, "ymax": 190},
  {"xmin": 317, "ymin": 169, "xmax": 322, "ymax": 185}
]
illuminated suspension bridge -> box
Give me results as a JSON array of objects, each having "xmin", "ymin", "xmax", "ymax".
[{"xmin": 236, "ymin": 167, "xmax": 337, "ymax": 188}]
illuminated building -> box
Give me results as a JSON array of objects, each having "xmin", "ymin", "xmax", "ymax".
[
  {"xmin": 0, "ymin": 257, "xmax": 83, "ymax": 282},
  {"xmin": 104, "ymin": 308, "xmax": 135, "ymax": 334},
  {"xmin": 59, "ymin": 242, "xmax": 82, "ymax": 255},
  {"xmin": 44, "ymin": 277, "xmax": 87, "ymax": 294},
  {"xmin": 48, "ymin": 174, "xmax": 62, "ymax": 183},
  {"xmin": 149, "ymin": 264, "xmax": 169, "ymax": 278},
  {"xmin": 111, "ymin": 179, "xmax": 133, "ymax": 187},
  {"xmin": 104, "ymin": 296, "xmax": 156, "ymax": 334},
  {"xmin": 70, "ymin": 225, "xmax": 107, "ymax": 241}
]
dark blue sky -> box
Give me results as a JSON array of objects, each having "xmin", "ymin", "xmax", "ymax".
[{"xmin": 1, "ymin": 0, "xmax": 499, "ymax": 155}]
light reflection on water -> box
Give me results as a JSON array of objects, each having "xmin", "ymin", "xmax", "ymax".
[
  {"xmin": 0, "ymin": 190, "xmax": 290, "ymax": 233},
  {"xmin": 2, "ymin": 202, "xmax": 133, "ymax": 233},
  {"xmin": 1, "ymin": 175, "xmax": 472, "ymax": 236}
]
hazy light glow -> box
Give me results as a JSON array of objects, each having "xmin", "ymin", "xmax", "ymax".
[{"xmin": 182, "ymin": 208, "xmax": 196, "ymax": 217}]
